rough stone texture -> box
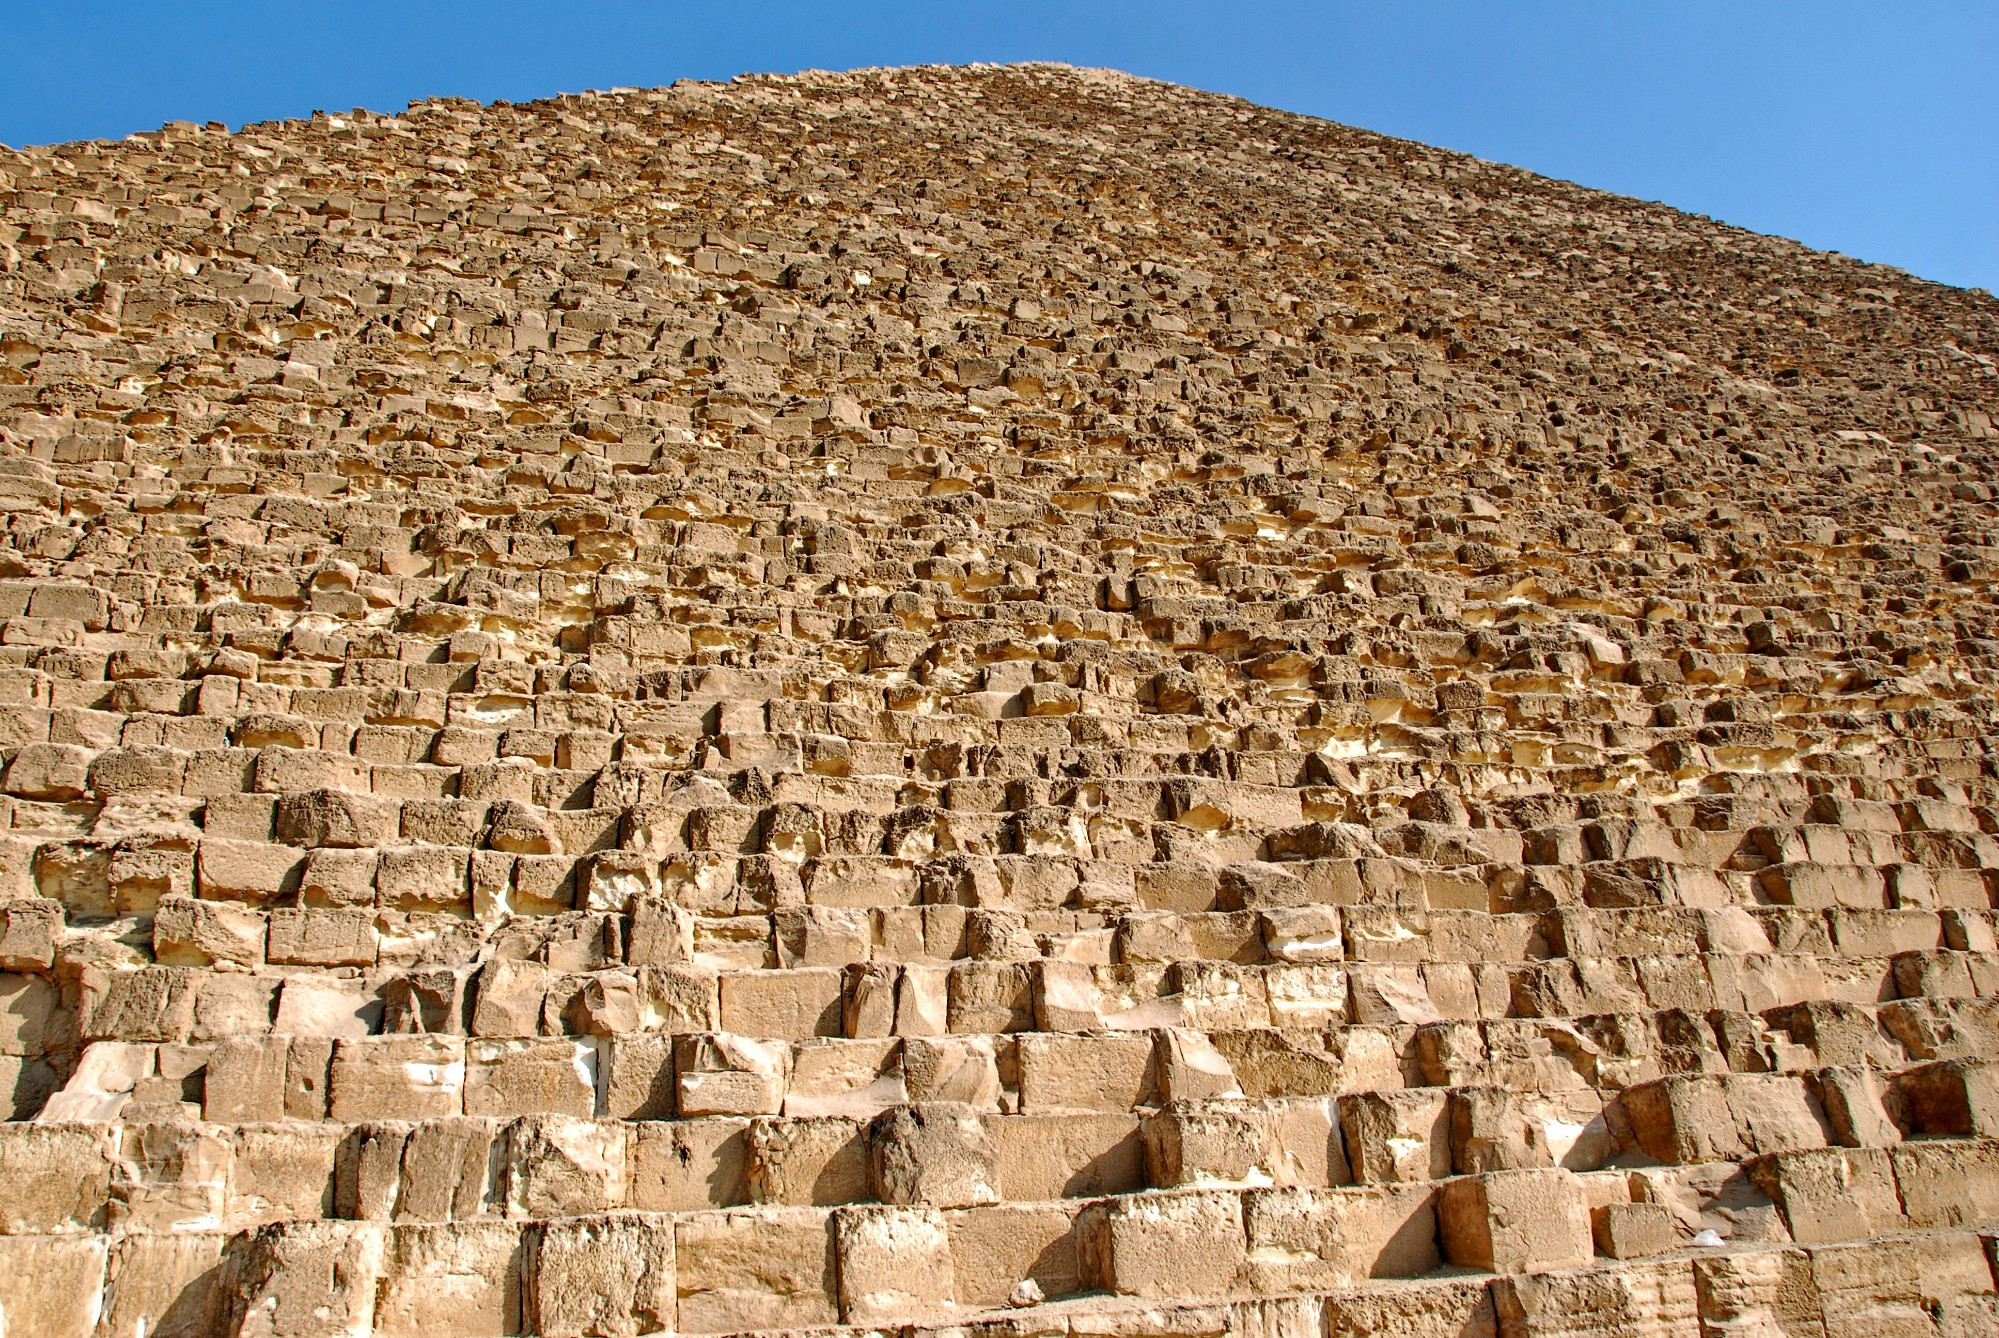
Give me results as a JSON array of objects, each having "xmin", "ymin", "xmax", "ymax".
[{"xmin": 0, "ymin": 56, "xmax": 1995, "ymax": 1336}]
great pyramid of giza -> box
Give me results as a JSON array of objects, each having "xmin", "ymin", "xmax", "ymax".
[{"xmin": 0, "ymin": 61, "xmax": 1997, "ymax": 1336}]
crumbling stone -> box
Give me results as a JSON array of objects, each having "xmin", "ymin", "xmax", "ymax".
[{"xmin": 0, "ymin": 56, "xmax": 1992, "ymax": 1337}]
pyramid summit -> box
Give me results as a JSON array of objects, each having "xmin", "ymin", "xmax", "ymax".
[{"xmin": 0, "ymin": 60, "xmax": 1996, "ymax": 1335}]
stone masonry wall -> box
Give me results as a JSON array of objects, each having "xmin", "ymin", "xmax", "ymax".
[{"xmin": 0, "ymin": 61, "xmax": 1997, "ymax": 1336}]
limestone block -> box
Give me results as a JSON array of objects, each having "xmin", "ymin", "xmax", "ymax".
[
  {"xmin": 528, "ymin": 1212, "xmax": 676, "ymax": 1338},
  {"xmin": 38, "ymin": 1040, "xmax": 152, "ymax": 1122},
  {"xmin": 603, "ymin": 1032, "xmax": 675, "ymax": 1119},
  {"xmin": 1691, "ymin": 1247, "xmax": 1822, "ymax": 1337},
  {"xmin": 204, "ymin": 1035, "xmax": 289, "ymax": 1122},
  {"xmin": 1888, "ymin": 1138, "xmax": 1999, "ymax": 1230},
  {"xmin": 229, "ymin": 1125, "xmax": 341, "ymax": 1227},
  {"xmin": 81, "ymin": 965, "xmax": 197, "ymax": 1043},
  {"xmin": 746, "ymin": 1115, "xmax": 869, "ymax": 1205},
  {"xmin": 1016, "ymin": 1031, "xmax": 1158, "ymax": 1112},
  {"xmin": 994, "ymin": 1110, "xmax": 1147, "ymax": 1200},
  {"xmin": 503, "ymin": 1115, "xmax": 627, "ymax": 1218},
  {"xmin": 464, "ymin": 1037, "xmax": 596, "ymax": 1118},
  {"xmin": 902, "ymin": 1034, "xmax": 1002, "ymax": 1108},
  {"xmin": 1593, "ymin": 1201, "xmax": 1679, "ymax": 1259},
  {"xmin": 4, "ymin": 742, "xmax": 93, "ymax": 801},
  {"xmin": 782, "ymin": 1036, "xmax": 905, "ymax": 1119},
  {"xmin": 1157, "ymin": 1026, "xmax": 1244, "ymax": 1103},
  {"xmin": 374, "ymin": 1221, "xmax": 523, "ymax": 1338},
  {"xmin": 673, "ymin": 1207, "xmax": 837, "ymax": 1334},
  {"xmin": 329, "ymin": 1035, "xmax": 465, "ymax": 1121},
  {"xmin": 636, "ymin": 962, "xmax": 719, "ymax": 1032},
  {"xmin": 273, "ymin": 975, "xmax": 381, "ymax": 1040},
  {"xmin": 0, "ymin": 896, "xmax": 61, "ymax": 970},
  {"xmin": 1748, "ymin": 1146, "xmax": 1905, "ymax": 1245},
  {"xmin": 675, "ymin": 1032, "xmax": 787, "ymax": 1117},
  {"xmin": 629, "ymin": 1119, "xmax": 749, "ymax": 1213},
  {"xmin": 1319, "ymin": 1277, "xmax": 1498, "ymax": 1338},
  {"xmin": 196, "ymin": 838, "xmax": 305, "ymax": 903},
  {"xmin": 396, "ymin": 1118, "xmax": 498, "ymax": 1223},
  {"xmin": 219, "ymin": 1221, "xmax": 386, "ymax": 1338},
  {"xmin": 1261, "ymin": 903, "xmax": 1345, "ymax": 963},
  {"xmin": 153, "ymin": 893, "xmax": 267, "ymax": 967},
  {"xmin": 100, "ymin": 1231, "xmax": 225, "ymax": 1338},
  {"xmin": 1888, "ymin": 1057, "xmax": 1999, "ymax": 1137},
  {"xmin": 1340, "ymin": 1088, "xmax": 1452, "ymax": 1183},
  {"xmin": 1243, "ymin": 1183, "xmax": 1441, "ymax": 1290},
  {"xmin": 835, "ymin": 1205, "xmax": 956, "ymax": 1324},
  {"xmin": 868, "ymin": 1102, "xmax": 1000, "ymax": 1207},
  {"xmin": 1491, "ymin": 1258, "xmax": 1699, "ymax": 1337},
  {"xmin": 110, "ymin": 1121, "xmax": 236, "ymax": 1233},
  {"xmin": 1808, "ymin": 1231, "xmax": 1999, "ymax": 1338},
  {"xmin": 266, "ymin": 906, "xmax": 378, "ymax": 967},
  {"xmin": 1077, "ymin": 1189, "xmax": 1246, "ymax": 1299},
  {"xmin": 1146, "ymin": 1095, "xmax": 1350, "ymax": 1191},
  {"xmin": 943, "ymin": 1201, "xmax": 1081, "ymax": 1308},
  {"xmin": 274, "ymin": 787, "xmax": 400, "ymax": 849},
  {"xmin": 0, "ymin": 1122, "xmax": 115, "ymax": 1231},
  {"xmin": 1438, "ymin": 1167, "xmax": 1593, "ymax": 1273}
]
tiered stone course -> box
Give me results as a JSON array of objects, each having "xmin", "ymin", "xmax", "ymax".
[{"xmin": 0, "ymin": 60, "xmax": 1997, "ymax": 1336}]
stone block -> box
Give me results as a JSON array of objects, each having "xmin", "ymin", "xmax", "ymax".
[
  {"xmin": 1078, "ymin": 1188, "xmax": 1246, "ymax": 1299},
  {"xmin": 993, "ymin": 1110, "xmax": 1145, "ymax": 1200},
  {"xmin": 0, "ymin": 1121, "xmax": 114, "ymax": 1231},
  {"xmin": 835, "ymin": 1204, "xmax": 956, "ymax": 1324},
  {"xmin": 629, "ymin": 1119, "xmax": 749, "ymax": 1213},
  {"xmin": 374, "ymin": 1221, "xmax": 523, "ymax": 1337},
  {"xmin": 218, "ymin": 1219, "xmax": 386, "ymax": 1338},
  {"xmin": 464, "ymin": 1037, "xmax": 596, "ymax": 1118},
  {"xmin": 528, "ymin": 1212, "xmax": 676, "ymax": 1338},
  {"xmin": 943, "ymin": 1201, "xmax": 1081, "ymax": 1307},
  {"xmin": 1888, "ymin": 1138, "xmax": 1999, "ymax": 1229},
  {"xmin": 204, "ymin": 1035, "xmax": 290, "ymax": 1122},
  {"xmin": 674, "ymin": 1207, "xmax": 837, "ymax": 1334},
  {"xmin": 1748, "ymin": 1146, "xmax": 1905, "ymax": 1244},
  {"xmin": 1340, "ymin": 1087, "xmax": 1452, "ymax": 1183},
  {"xmin": 1241, "ymin": 1184, "xmax": 1440, "ymax": 1290},
  {"xmin": 1438, "ymin": 1167, "xmax": 1593, "ymax": 1273},
  {"xmin": 503, "ymin": 1115, "xmax": 627, "ymax": 1218},
  {"xmin": 746, "ymin": 1115, "xmax": 868, "ymax": 1206},
  {"xmin": 674, "ymin": 1032, "xmax": 787, "ymax": 1117},
  {"xmin": 328, "ymin": 1035, "xmax": 465, "ymax": 1121}
]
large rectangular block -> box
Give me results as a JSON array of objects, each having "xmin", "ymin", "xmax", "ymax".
[
  {"xmin": 943, "ymin": 1201, "xmax": 1081, "ymax": 1308},
  {"xmin": 1016, "ymin": 1031, "xmax": 1158, "ymax": 1113},
  {"xmin": 0, "ymin": 1234, "xmax": 106, "ymax": 1337},
  {"xmin": 503, "ymin": 1116, "xmax": 627, "ymax": 1219},
  {"xmin": 1492, "ymin": 1258, "xmax": 1699, "ymax": 1336},
  {"xmin": 993, "ymin": 1111, "xmax": 1144, "ymax": 1200},
  {"xmin": 629, "ymin": 1119, "xmax": 750, "ymax": 1213},
  {"xmin": 528, "ymin": 1212, "xmax": 675, "ymax": 1338},
  {"xmin": 1438, "ymin": 1168, "xmax": 1593, "ymax": 1273},
  {"xmin": 1242, "ymin": 1184, "xmax": 1440, "ymax": 1290},
  {"xmin": 463, "ymin": 1037, "xmax": 595, "ymax": 1118},
  {"xmin": 374, "ymin": 1221, "xmax": 523, "ymax": 1337},
  {"xmin": 1888, "ymin": 1138, "xmax": 1999, "ymax": 1230},
  {"xmin": 834, "ymin": 1205, "xmax": 955, "ymax": 1325},
  {"xmin": 328, "ymin": 1035, "xmax": 465, "ymax": 1121},
  {"xmin": 0, "ymin": 1123, "xmax": 114, "ymax": 1231},
  {"xmin": 1078, "ymin": 1189, "xmax": 1246, "ymax": 1299},
  {"xmin": 1748, "ymin": 1146, "xmax": 1905, "ymax": 1244},
  {"xmin": 674, "ymin": 1207, "xmax": 837, "ymax": 1334}
]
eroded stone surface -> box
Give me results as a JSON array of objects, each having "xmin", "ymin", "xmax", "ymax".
[{"xmin": 0, "ymin": 59, "xmax": 1996, "ymax": 1337}]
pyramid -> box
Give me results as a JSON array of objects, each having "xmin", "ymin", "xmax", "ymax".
[{"xmin": 0, "ymin": 62, "xmax": 1997, "ymax": 1335}]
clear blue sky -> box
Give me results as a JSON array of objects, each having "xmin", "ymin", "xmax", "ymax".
[{"xmin": 3, "ymin": 2, "xmax": 1993, "ymax": 293}]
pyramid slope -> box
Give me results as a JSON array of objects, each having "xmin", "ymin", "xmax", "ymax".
[{"xmin": 0, "ymin": 62, "xmax": 1996, "ymax": 1335}]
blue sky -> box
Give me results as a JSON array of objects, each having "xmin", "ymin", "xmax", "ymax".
[{"xmin": 3, "ymin": 2, "xmax": 1993, "ymax": 293}]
